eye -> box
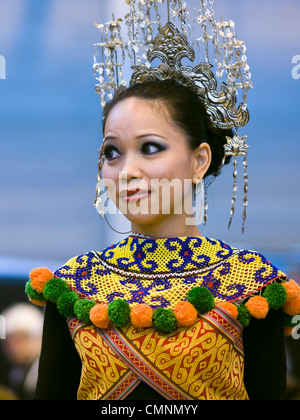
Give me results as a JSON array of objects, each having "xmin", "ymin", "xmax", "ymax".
[
  {"xmin": 141, "ymin": 142, "xmax": 165, "ymax": 155},
  {"xmin": 103, "ymin": 145, "xmax": 121, "ymax": 161}
]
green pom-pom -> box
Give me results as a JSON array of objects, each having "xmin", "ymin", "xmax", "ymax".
[
  {"xmin": 25, "ymin": 280, "xmax": 45, "ymax": 302},
  {"xmin": 107, "ymin": 299, "xmax": 131, "ymax": 327},
  {"xmin": 152, "ymin": 307, "xmax": 177, "ymax": 333},
  {"xmin": 187, "ymin": 287, "xmax": 214, "ymax": 313},
  {"xmin": 263, "ymin": 282, "xmax": 287, "ymax": 310},
  {"xmin": 57, "ymin": 291, "xmax": 79, "ymax": 318},
  {"xmin": 74, "ymin": 299, "xmax": 96, "ymax": 324},
  {"xmin": 237, "ymin": 304, "xmax": 251, "ymax": 327},
  {"xmin": 43, "ymin": 277, "xmax": 70, "ymax": 302}
]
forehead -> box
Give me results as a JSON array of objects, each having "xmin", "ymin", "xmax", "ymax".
[{"xmin": 104, "ymin": 97, "xmax": 173, "ymax": 135}]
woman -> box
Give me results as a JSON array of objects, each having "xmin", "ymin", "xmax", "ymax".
[{"xmin": 26, "ymin": 80, "xmax": 299, "ymax": 400}]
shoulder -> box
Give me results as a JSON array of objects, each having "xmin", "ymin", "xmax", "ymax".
[
  {"xmin": 203, "ymin": 238, "xmax": 288, "ymax": 300},
  {"xmin": 53, "ymin": 238, "xmax": 125, "ymax": 279},
  {"xmin": 24, "ymin": 250, "xmax": 102, "ymax": 301},
  {"xmin": 24, "ymin": 250, "xmax": 107, "ymax": 321},
  {"xmin": 206, "ymin": 241, "xmax": 300, "ymax": 331},
  {"xmin": 229, "ymin": 246, "xmax": 287, "ymax": 286},
  {"xmin": 222, "ymin": 245, "xmax": 300, "ymax": 330},
  {"xmin": 54, "ymin": 251, "xmax": 104, "ymax": 280}
]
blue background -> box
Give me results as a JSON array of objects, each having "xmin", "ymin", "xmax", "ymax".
[{"xmin": 0, "ymin": 0, "xmax": 299, "ymax": 280}]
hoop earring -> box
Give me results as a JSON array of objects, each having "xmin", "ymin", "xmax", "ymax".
[
  {"xmin": 103, "ymin": 195, "xmax": 132, "ymax": 235},
  {"xmin": 94, "ymin": 173, "xmax": 105, "ymax": 220},
  {"xmin": 193, "ymin": 179, "xmax": 204, "ymax": 225},
  {"xmin": 94, "ymin": 160, "xmax": 132, "ymax": 234},
  {"xmin": 94, "ymin": 147, "xmax": 106, "ymax": 220}
]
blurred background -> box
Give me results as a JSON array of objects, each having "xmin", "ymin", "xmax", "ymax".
[{"xmin": 0, "ymin": 0, "xmax": 299, "ymax": 399}]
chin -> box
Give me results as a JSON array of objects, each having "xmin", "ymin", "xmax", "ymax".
[{"xmin": 124, "ymin": 212, "xmax": 162, "ymax": 226}]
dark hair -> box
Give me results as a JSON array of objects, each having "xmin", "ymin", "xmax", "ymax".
[{"xmin": 102, "ymin": 79, "xmax": 232, "ymax": 178}]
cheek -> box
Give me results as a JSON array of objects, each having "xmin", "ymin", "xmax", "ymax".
[
  {"xmin": 101, "ymin": 164, "xmax": 120, "ymax": 206},
  {"xmin": 161, "ymin": 163, "xmax": 192, "ymax": 183},
  {"xmin": 148, "ymin": 152, "xmax": 190, "ymax": 180},
  {"xmin": 101, "ymin": 164, "xmax": 119, "ymax": 184}
]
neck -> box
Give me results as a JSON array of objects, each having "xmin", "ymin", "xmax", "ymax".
[{"xmin": 131, "ymin": 216, "xmax": 203, "ymax": 239}]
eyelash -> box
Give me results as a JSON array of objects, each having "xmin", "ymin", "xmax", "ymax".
[{"xmin": 103, "ymin": 142, "xmax": 165, "ymax": 161}]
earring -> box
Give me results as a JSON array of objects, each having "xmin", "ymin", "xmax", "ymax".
[
  {"xmin": 193, "ymin": 179, "xmax": 204, "ymax": 225},
  {"xmin": 225, "ymin": 135, "xmax": 249, "ymax": 232},
  {"xmin": 94, "ymin": 148, "xmax": 132, "ymax": 235},
  {"xmin": 94, "ymin": 172, "xmax": 105, "ymax": 220},
  {"xmin": 103, "ymin": 195, "xmax": 132, "ymax": 235},
  {"xmin": 203, "ymin": 187, "xmax": 208, "ymax": 225},
  {"xmin": 242, "ymin": 155, "xmax": 249, "ymax": 234},
  {"xmin": 95, "ymin": 174, "xmax": 132, "ymax": 234},
  {"xmin": 217, "ymin": 133, "xmax": 249, "ymax": 233},
  {"xmin": 94, "ymin": 145, "xmax": 106, "ymax": 219}
]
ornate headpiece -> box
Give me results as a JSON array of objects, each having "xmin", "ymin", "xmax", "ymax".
[{"xmin": 93, "ymin": 0, "xmax": 253, "ymax": 233}]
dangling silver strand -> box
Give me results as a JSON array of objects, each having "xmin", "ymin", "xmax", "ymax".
[
  {"xmin": 228, "ymin": 156, "xmax": 238, "ymax": 230},
  {"xmin": 242, "ymin": 155, "xmax": 249, "ymax": 234},
  {"xmin": 94, "ymin": 173, "xmax": 104, "ymax": 219},
  {"xmin": 193, "ymin": 180, "xmax": 204, "ymax": 225},
  {"xmin": 223, "ymin": 134, "xmax": 249, "ymax": 231},
  {"xmin": 94, "ymin": 144, "xmax": 106, "ymax": 219},
  {"xmin": 203, "ymin": 187, "xmax": 208, "ymax": 225}
]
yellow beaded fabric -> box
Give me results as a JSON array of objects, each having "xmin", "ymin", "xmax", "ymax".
[{"xmin": 54, "ymin": 234, "xmax": 286, "ymax": 309}]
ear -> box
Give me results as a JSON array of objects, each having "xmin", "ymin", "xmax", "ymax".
[{"xmin": 192, "ymin": 142, "xmax": 212, "ymax": 183}]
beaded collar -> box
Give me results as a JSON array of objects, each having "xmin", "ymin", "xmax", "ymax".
[
  {"xmin": 26, "ymin": 234, "xmax": 300, "ymax": 335},
  {"xmin": 94, "ymin": 234, "xmax": 240, "ymax": 279}
]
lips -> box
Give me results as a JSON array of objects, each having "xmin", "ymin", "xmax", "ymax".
[
  {"xmin": 127, "ymin": 188, "xmax": 142, "ymax": 196},
  {"xmin": 119, "ymin": 187, "xmax": 151, "ymax": 200}
]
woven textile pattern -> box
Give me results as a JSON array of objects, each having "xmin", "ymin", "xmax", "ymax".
[
  {"xmin": 68, "ymin": 308, "xmax": 248, "ymax": 400},
  {"xmin": 68, "ymin": 317, "xmax": 137, "ymax": 400},
  {"xmin": 55, "ymin": 235, "xmax": 286, "ymax": 309},
  {"xmin": 56, "ymin": 235, "xmax": 287, "ymax": 400}
]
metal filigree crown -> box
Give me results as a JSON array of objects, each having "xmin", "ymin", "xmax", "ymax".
[
  {"xmin": 93, "ymin": 0, "xmax": 253, "ymax": 233},
  {"xmin": 130, "ymin": 21, "xmax": 249, "ymax": 130}
]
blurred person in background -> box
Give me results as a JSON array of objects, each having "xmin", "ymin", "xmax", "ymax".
[{"xmin": 0, "ymin": 303, "xmax": 43, "ymax": 400}]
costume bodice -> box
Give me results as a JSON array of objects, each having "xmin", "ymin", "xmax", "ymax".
[{"xmin": 26, "ymin": 234, "xmax": 298, "ymax": 400}]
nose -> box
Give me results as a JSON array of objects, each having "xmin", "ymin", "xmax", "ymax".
[{"xmin": 119, "ymin": 153, "xmax": 143, "ymax": 184}]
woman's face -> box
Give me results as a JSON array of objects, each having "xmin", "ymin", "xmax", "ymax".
[{"xmin": 101, "ymin": 97, "xmax": 210, "ymax": 236}]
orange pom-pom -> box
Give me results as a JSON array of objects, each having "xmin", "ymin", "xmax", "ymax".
[
  {"xmin": 29, "ymin": 267, "xmax": 53, "ymax": 293},
  {"xmin": 29, "ymin": 297, "xmax": 47, "ymax": 307},
  {"xmin": 284, "ymin": 326, "xmax": 294, "ymax": 337},
  {"xmin": 283, "ymin": 295, "xmax": 300, "ymax": 316},
  {"xmin": 283, "ymin": 280, "xmax": 300, "ymax": 304},
  {"xmin": 215, "ymin": 301, "xmax": 238, "ymax": 319},
  {"xmin": 174, "ymin": 301, "xmax": 198, "ymax": 327},
  {"xmin": 245, "ymin": 296, "xmax": 269, "ymax": 319},
  {"xmin": 130, "ymin": 304, "xmax": 153, "ymax": 328},
  {"xmin": 89, "ymin": 304, "xmax": 110, "ymax": 328}
]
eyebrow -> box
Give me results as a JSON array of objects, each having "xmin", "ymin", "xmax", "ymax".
[
  {"xmin": 103, "ymin": 136, "xmax": 117, "ymax": 144},
  {"xmin": 103, "ymin": 134, "xmax": 167, "ymax": 144}
]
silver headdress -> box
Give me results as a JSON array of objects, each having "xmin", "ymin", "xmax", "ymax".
[{"xmin": 93, "ymin": 0, "xmax": 253, "ymax": 233}]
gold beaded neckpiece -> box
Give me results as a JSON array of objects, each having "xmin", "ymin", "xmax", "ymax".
[{"xmin": 93, "ymin": 0, "xmax": 253, "ymax": 233}]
